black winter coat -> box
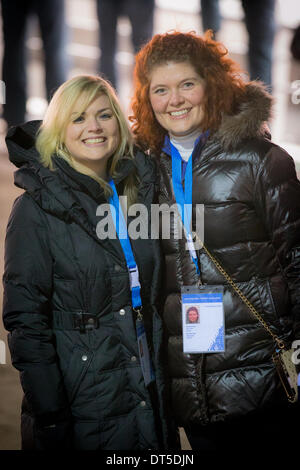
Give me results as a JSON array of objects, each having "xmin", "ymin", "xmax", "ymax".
[
  {"xmin": 3, "ymin": 121, "xmax": 174, "ymax": 450},
  {"xmin": 157, "ymin": 83, "xmax": 300, "ymax": 426}
]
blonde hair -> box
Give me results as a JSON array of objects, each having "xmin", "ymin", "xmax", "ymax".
[{"xmin": 36, "ymin": 75, "xmax": 138, "ymax": 204}]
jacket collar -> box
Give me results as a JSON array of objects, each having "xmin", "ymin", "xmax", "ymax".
[{"xmin": 162, "ymin": 130, "xmax": 210, "ymax": 158}]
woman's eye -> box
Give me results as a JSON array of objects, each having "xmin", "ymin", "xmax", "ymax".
[
  {"xmin": 154, "ymin": 88, "xmax": 166, "ymax": 95},
  {"xmin": 99, "ymin": 113, "xmax": 112, "ymax": 120},
  {"xmin": 183, "ymin": 82, "xmax": 194, "ymax": 88},
  {"xmin": 73, "ymin": 115, "xmax": 84, "ymax": 123}
]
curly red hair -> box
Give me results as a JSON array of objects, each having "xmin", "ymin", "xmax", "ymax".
[{"xmin": 130, "ymin": 30, "xmax": 247, "ymax": 155}]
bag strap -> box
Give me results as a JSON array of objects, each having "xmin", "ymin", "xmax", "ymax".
[{"xmin": 198, "ymin": 239, "xmax": 286, "ymax": 350}]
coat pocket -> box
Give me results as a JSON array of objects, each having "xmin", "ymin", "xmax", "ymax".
[{"xmin": 63, "ymin": 345, "xmax": 94, "ymax": 404}]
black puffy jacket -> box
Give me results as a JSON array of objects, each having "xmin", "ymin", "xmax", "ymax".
[
  {"xmin": 3, "ymin": 121, "xmax": 175, "ymax": 450},
  {"xmin": 157, "ymin": 83, "xmax": 300, "ymax": 426}
]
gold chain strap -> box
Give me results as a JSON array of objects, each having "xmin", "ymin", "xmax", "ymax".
[{"xmin": 200, "ymin": 242, "xmax": 285, "ymax": 350}]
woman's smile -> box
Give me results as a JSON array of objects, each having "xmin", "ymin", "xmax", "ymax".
[
  {"xmin": 82, "ymin": 136, "xmax": 107, "ymax": 145},
  {"xmin": 168, "ymin": 108, "xmax": 192, "ymax": 119}
]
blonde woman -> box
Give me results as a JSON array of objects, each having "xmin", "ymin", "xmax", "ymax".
[{"xmin": 3, "ymin": 75, "xmax": 175, "ymax": 450}]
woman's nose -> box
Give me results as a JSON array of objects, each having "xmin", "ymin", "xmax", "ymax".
[
  {"xmin": 87, "ymin": 116, "xmax": 102, "ymax": 132},
  {"xmin": 169, "ymin": 89, "xmax": 185, "ymax": 107}
]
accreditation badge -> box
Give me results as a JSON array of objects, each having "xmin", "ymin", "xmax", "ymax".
[{"xmin": 181, "ymin": 285, "xmax": 225, "ymax": 353}]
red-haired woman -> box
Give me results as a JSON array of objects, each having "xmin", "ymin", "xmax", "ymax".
[{"xmin": 130, "ymin": 31, "xmax": 300, "ymax": 450}]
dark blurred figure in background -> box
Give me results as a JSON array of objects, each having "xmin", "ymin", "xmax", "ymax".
[
  {"xmin": 96, "ymin": 0, "xmax": 155, "ymax": 89},
  {"xmin": 291, "ymin": 24, "xmax": 300, "ymax": 61},
  {"xmin": 1, "ymin": 0, "xmax": 69, "ymax": 128},
  {"xmin": 200, "ymin": 0, "xmax": 276, "ymax": 90}
]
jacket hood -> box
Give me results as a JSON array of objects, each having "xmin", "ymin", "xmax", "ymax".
[
  {"xmin": 6, "ymin": 120, "xmax": 41, "ymax": 167},
  {"xmin": 5, "ymin": 120, "xmax": 136, "ymax": 185},
  {"xmin": 159, "ymin": 82, "xmax": 273, "ymax": 158},
  {"xmin": 5, "ymin": 120, "xmax": 157, "ymax": 266},
  {"xmin": 5, "ymin": 119, "xmax": 155, "ymax": 224},
  {"xmin": 5, "ymin": 120, "xmax": 147, "ymax": 202},
  {"xmin": 214, "ymin": 81, "xmax": 273, "ymax": 151}
]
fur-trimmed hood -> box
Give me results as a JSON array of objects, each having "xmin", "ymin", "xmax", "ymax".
[
  {"xmin": 160, "ymin": 82, "xmax": 273, "ymax": 157},
  {"xmin": 214, "ymin": 81, "xmax": 273, "ymax": 151}
]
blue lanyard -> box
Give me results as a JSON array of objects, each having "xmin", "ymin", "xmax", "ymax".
[
  {"xmin": 171, "ymin": 143, "xmax": 201, "ymax": 275},
  {"xmin": 108, "ymin": 179, "xmax": 142, "ymax": 310}
]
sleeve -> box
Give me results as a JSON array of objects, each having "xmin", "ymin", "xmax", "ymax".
[
  {"xmin": 254, "ymin": 144, "xmax": 300, "ymax": 343},
  {"xmin": 2, "ymin": 194, "xmax": 72, "ymax": 442}
]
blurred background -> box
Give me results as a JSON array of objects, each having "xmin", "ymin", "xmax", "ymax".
[{"xmin": 0, "ymin": 0, "xmax": 299, "ymax": 450}]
